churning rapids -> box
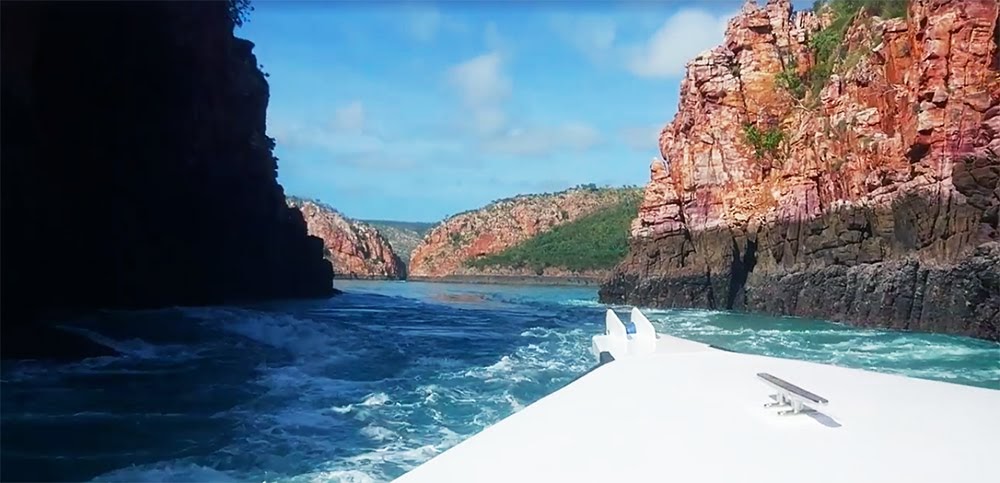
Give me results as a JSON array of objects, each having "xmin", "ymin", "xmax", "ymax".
[{"xmin": 2, "ymin": 280, "xmax": 998, "ymax": 482}]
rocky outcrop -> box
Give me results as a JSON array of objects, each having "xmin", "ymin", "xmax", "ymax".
[
  {"xmin": 1, "ymin": 1, "xmax": 334, "ymax": 358},
  {"xmin": 410, "ymin": 187, "xmax": 634, "ymax": 278},
  {"xmin": 288, "ymin": 198, "xmax": 405, "ymax": 279},
  {"xmin": 362, "ymin": 221, "xmax": 435, "ymax": 264},
  {"xmin": 601, "ymin": 0, "xmax": 1000, "ymax": 340}
]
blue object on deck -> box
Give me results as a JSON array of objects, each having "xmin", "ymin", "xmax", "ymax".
[{"xmin": 625, "ymin": 322, "xmax": 636, "ymax": 335}]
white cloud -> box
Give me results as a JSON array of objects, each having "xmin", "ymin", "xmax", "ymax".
[
  {"xmin": 448, "ymin": 52, "xmax": 510, "ymax": 108},
  {"xmin": 626, "ymin": 8, "xmax": 733, "ymax": 78},
  {"xmin": 620, "ymin": 124, "xmax": 663, "ymax": 151},
  {"xmin": 270, "ymin": 103, "xmax": 466, "ymax": 172},
  {"xmin": 274, "ymin": 120, "xmax": 463, "ymax": 172},
  {"xmin": 402, "ymin": 7, "xmax": 469, "ymax": 42},
  {"xmin": 273, "ymin": 119, "xmax": 384, "ymax": 155},
  {"xmin": 549, "ymin": 14, "xmax": 617, "ymax": 62},
  {"xmin": 406, "ymin": 8, "xmax": 442, "ymax": 42},
  {"xmin": 442, "ymin": 20, "xmax": 521, "ymax": 137},
  {"xmin": 483, "ymin": 21, "xmax": 507, "ymax": 53},
  {"xmin": 447, "ymin": 51, "xmax": 511, "ymax": 135},
  {"xmin": 472, "ymin": 107, "xmax": 508, "ymax": 137},
  {"xmin": 332, "ymin": 101, "xmax": 366, "ymax": 133},
  {"xmin": 443, "ymin": 24, "xmax": 608, "ymax": 158},
  {"xmin": 483, "ymin": 122, "xmax": 602, "ymax": 157}
]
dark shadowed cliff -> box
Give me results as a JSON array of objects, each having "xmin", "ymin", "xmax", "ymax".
[{"xmin": 0, "ymin": 1, "xmax": 334, "ymax": 358}]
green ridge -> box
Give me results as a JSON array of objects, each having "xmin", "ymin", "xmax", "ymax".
[
  {"xmin": 465, "ymin": 190, "xmax": 643, "ymax": 273},
  {"xmin": 361, "ymin": 220, "xmax": 436, "ymax": 237}
]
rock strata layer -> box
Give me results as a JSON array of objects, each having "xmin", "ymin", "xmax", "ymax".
[
  {"xmin": 600, "ymin": 0, "xmax": 1000, "ymax": 340},
  {"xmin": 289, "ymin": 199, "xmax": 405, "ymax": 279},
  {"xmin": 1, "ymin": 1, "xmax": 334, "ymax": 358}
]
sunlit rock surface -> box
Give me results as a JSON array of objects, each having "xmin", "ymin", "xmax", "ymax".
[{"xmin": 601, "ymin": 0, "xmax": 1000, "ymax": 340}]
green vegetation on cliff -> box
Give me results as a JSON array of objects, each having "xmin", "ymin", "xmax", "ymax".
[
  {"xmin": 777, "ymin": 0, "xmax": 907, "ymax": 102},
  {"xmin": 362, "ymin": 220, "xmax": 435, "ymax": 236},
  {"xmin": 286, "ymin": 195, "xmax": 339, "ymax": 214},
  {"xmin": 466, "ymin": 190, "xmax": 642, "ymax": 273}
]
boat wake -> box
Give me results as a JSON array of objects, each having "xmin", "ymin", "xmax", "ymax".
[{"xmin": 1, "ymin": 283, "xmax": 996, "ymax": 483}]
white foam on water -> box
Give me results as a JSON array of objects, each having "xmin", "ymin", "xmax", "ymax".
[
  {"xmin": 560, "ymin": 298, "xmax": 605, "ymax": 308},
  {"xmin": 330, "ymin": 404, "xmax": 354, "ymax": 415},
  {"xmin": 637, "ymin": 308, "xmax": 1000, "ymax": 388},
  {"xmin": 360, "ymin": 392, "xmax": 390, "ymax": 407},
  {"xmin": 287, "ymin": 469, "xmax": 379, "ymax": 483},
  {"xmin": 360, "ymin": 424, "xmax": 399, "ymax": 442},
  {"xmin": 258, "ymin": 321, "xmax": 598, "ymax": 482},
  {"xmin": 92, "ymin": 462, "xmax": 239, "ymax": 482},
  {"xmin": 519, "ymin": 327, "xmax": 551, "ymax": 337},
  {"xmin": 207, "ymin": 311, "xmax": 354, "ymax": 359},
  {"xmin": 410, "ymin": 356, "xmax": 465, "ymax": 370},
  {"xmin": 54, "ymin": 325, "xmax": 203, "ymax": 362},
  {"xmin": 328, "ymin": 427, "xmax": 466, "ymax": 480},
  {"xmin": 641, "ymin": 307, "xmax": 728, "ymax": 320},
  {"xmin": 182, "ymin": 305, "xmax": 511, "ymax": 482},
  {"xmin": 503, "ymin": 393, "xmax": 525, "ymax": 412},
  {"xmin": 38, "ymin": 293, "xmax": 995, "ymax": 483}
]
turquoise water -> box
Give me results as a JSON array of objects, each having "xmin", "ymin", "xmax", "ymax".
[{"xmin": 1, "ymin": 280, "xmax": 997, "ymax": 482}]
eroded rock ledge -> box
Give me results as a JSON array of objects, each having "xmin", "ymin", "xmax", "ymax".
[{"xmin": 600, "ymin": 0, "xmax": 999, "ymax": 340}]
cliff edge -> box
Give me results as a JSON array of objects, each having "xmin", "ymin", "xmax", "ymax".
[
  {"xmin": 288, "ymin": 198, "xmax": 406, "ymax": 280},
  {"xmin": 600, "ymin": 0, "xmax": 999, "ymax": 340}
]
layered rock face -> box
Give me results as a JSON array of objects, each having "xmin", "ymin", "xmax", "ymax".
[
  {"xmin": 1, "ymin": 1, "xmax": 334, "ymax": 357},
  {"xmin": 288, "ymin": 199, "xmax": 406, "ymax": 279},
  {"xmin": 410, "ymin": 188, "xmax": 632, "ymax": 278},
  {"xmin": 601, "ymin": 0, "xmax": 1000, "ymax": 340}
]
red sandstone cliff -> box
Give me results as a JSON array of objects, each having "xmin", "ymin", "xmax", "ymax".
[
  {"xmin": 288, "ymin": 198, "xmax": 405, "ymax": 280},
  {"xmin": 410, "ymin": 187, "xmax": 634, "ymax": 279},
  {"xmin": 601, "ymin": 0, "xmax": 999, "ymax": 340}
]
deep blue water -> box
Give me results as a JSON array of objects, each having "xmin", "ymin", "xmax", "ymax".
[{"xmin": 2, "ymin": 280, "xmax": 998, "ymax": 482}]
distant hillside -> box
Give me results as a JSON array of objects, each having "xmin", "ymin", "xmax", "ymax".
[
  {"xmin": 361, "ymin": 220, "xmax": 435, "ymax": 262},
  {"xmin": 409, "ymin": 185, "xmax": 642, "ymax": 280},
  {"xmin": 467, "ymin": 191, "xmax": 642, "ymax": 273}
]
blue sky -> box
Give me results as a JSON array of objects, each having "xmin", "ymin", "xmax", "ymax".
[{"xmin": 238, "ymin": 0, "xmax": 811, "ymax": 222}]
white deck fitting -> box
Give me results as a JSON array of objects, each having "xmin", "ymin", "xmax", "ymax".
[
  {"xmin": 592, "ymin": 309, "xmax": 659, "ymax": 360},
  {"xmin": 396, "ymin": 332, "xmax": 1000, "ymax": 483}
]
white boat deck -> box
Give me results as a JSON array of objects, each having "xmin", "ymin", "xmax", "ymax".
[{"xmin": 396, "ymin": 331, "xmax": 1000, "ymax": 483}]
